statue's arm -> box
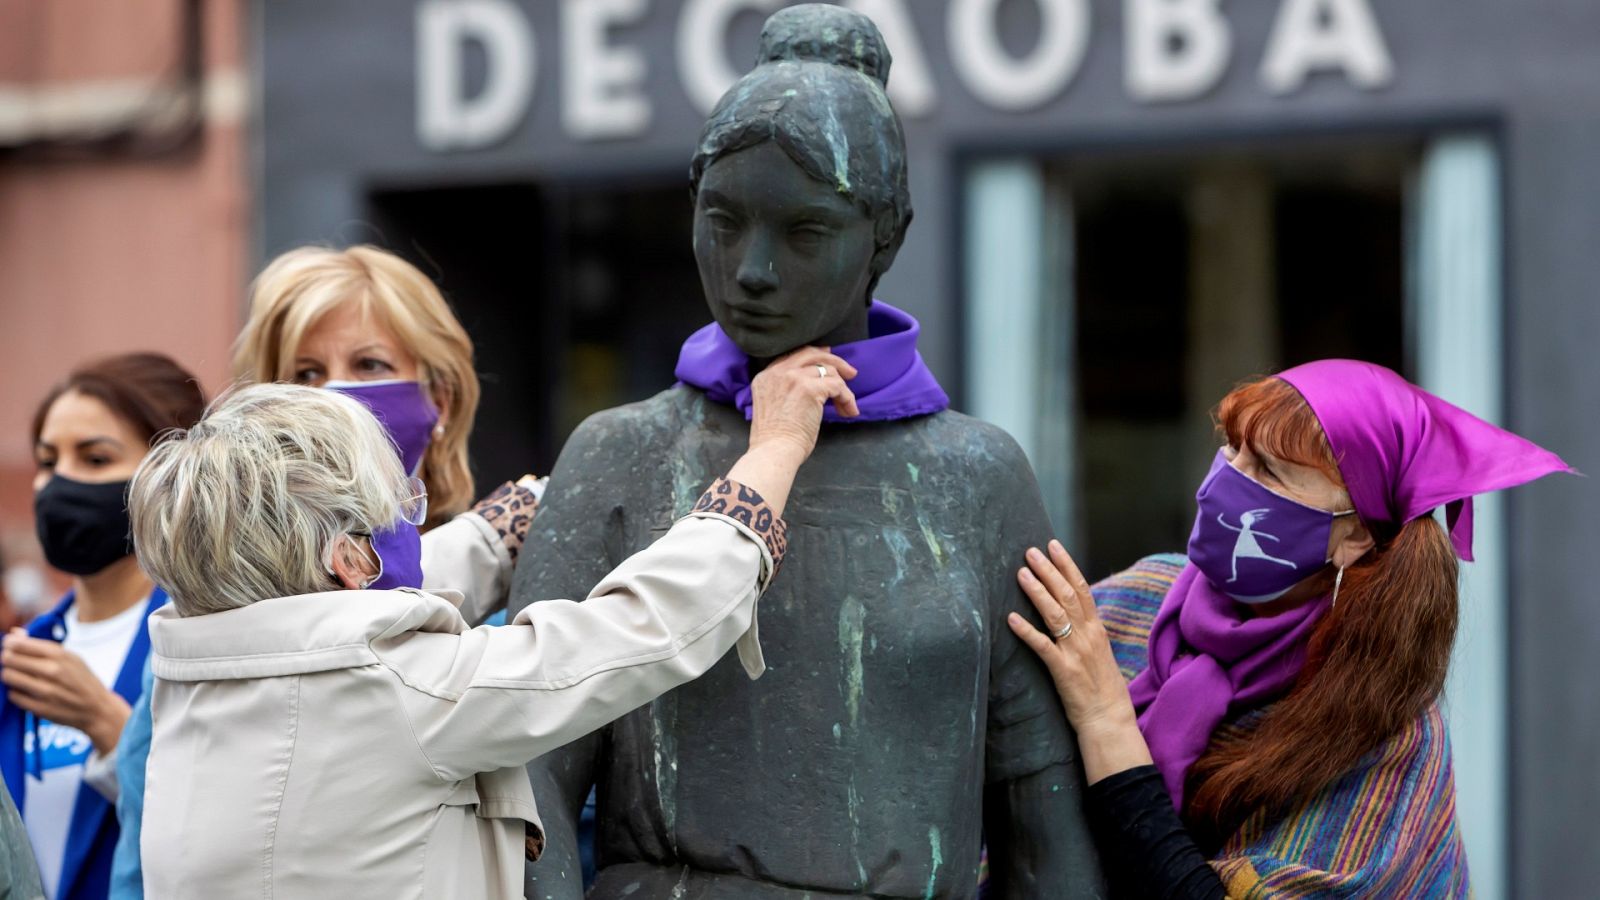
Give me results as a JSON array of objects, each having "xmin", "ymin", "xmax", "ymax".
[
  {"xmin": 977, "ymin": 431, "xmax": 1108, "ymax": 897},
  {"xmin": 512, "ymin": 412, "xmax": 636, "ymax": 896}
]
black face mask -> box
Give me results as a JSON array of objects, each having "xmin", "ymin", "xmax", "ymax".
[{"xmin": 34, "ymin": 475, "xmax": 134, "ymax": 576}]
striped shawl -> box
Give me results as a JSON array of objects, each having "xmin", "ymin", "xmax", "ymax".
[{"xmin": 1095, "ymin": 554, "xmax": 1471, "ymax": 898}]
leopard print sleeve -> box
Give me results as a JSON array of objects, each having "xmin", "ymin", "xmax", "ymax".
[
  {"xmin": 687, "ymin": 477, "xmax": 789, "ymax": 577},
  {"xmin": 467, "ymin": 477, "xmax": 543, "ymax": 566}
]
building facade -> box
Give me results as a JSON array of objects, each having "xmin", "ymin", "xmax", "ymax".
[
  {"xmin": 256, "ymin": 3, "xmax": 1598, "ymax": 896},
  {"xmin": 0, "ymin": 0, "xmax": 250, "ymax": 616},
  {"xmin": 5, "ymin": 1, "xmax": 1593, "ymax": 895}
]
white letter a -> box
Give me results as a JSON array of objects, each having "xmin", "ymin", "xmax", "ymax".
[{"xmin": 1261, "ymin": 0, "xmax": 1394, "ymax": 95}]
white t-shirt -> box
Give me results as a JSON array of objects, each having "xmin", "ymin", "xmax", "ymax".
[{"xmin": 23, "ymin": 597, "xmax": 147, "ymax": 899}]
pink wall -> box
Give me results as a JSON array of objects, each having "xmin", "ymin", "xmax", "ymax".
[{"xmin": 0, "ymin": 0, "xmax": 248, "ymax": 616}]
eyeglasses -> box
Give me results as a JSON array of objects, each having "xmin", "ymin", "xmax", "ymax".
[{"xmin": 399, "ymin": 476, "xmax": 428, "ymax": 527}]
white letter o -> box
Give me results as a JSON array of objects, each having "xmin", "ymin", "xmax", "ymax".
[{"xmin": 949, "ymin": 0, "xmax": 1089, "ymax": 111}]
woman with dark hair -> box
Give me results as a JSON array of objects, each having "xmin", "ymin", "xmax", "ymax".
[
  {"xmin": 0, "ymin": 353, "xmax": 205, "ymax": 900},
  {"xmin": 1009, "ymin": 360, "xmax": 1571, "ymax": 897}
]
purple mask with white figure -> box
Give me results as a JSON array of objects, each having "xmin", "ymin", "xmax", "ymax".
[
  {"xmin": 324, "ymin": 380, "xmax": 439, "ymax": 476},
  {"xmin": 1186, "ymin": 450, "xmax": 1354, "ymax": 604}
]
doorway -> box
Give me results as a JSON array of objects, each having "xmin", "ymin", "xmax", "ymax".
[
  {"xmin": 369, "ymin": 178, "xmax": 705, "ymax": 493},
  {"xmin": 1063, "ymin": 142, "xmax": 1413, "ymax": 577}
]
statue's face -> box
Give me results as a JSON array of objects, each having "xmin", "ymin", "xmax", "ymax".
[{"xmin": 694, "ymin": 141, "xmax": 876, "ymax": 359}]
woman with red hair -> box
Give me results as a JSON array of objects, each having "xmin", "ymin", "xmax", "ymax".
[{"xmin": 1010, "ymin": 360, "xmax": 1570, "ymax": 897}]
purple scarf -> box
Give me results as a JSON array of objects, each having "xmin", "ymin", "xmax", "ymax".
[
  {"xmin": 1278, "ymin": 360, "xmax": 1573, "ymax": 561},
  {"xmin": 1132, "ymin": 359, "xmax": 1572, "ymax": 810},
  {"xmin": 1128, "ymin": 566, "xmax": 1329, "ymax": 807},
  {"xmin": 673, "ymin": 301, "xmax": 949, "ymax": 422}
]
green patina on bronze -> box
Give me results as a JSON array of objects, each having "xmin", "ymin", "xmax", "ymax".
[{"xmin": 514, "ymin": 6, "xmax": 1105, "ymax": 897}]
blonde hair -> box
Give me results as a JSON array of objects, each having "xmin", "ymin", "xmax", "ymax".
[
  {"xmin": 232, "ymin": 245, "xmax": 478, "ymax": 528},
  {"xmin": 129, "ymin": 383, "xmax": 411, "ymax": 617}
]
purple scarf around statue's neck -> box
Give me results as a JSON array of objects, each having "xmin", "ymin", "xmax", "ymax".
[{"xmin": 673, "ymin": 300, "xmax": 950, "ymax": 422}]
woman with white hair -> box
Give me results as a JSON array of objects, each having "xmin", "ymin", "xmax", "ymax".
[{"xmin": 127, "ymin": 348, "xmax": 857, "ymax": 898}]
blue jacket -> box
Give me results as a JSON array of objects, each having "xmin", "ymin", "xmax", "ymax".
[
  {"xmin": 0, "ymin": 589, "xmax": 166, "ymax": 900},
  {"xmin": 107, "ymin": 660, "xmax": 152, "ymax": 900}
]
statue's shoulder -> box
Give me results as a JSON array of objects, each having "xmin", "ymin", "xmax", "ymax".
[
  {"xmin": 564, "ymin": 385, "xmax": 706, "ymax": 449},
  {"xmin": 907, "ymin": 409, "xmax": 1031, "ymax": 471}
]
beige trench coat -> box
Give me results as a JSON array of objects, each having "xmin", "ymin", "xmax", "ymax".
[
  {"xmin": 141, "ymin": 510, "xmax": 773, "ymax": 899},
  {"xmin": 83, "ymin": 505, "xmax": 517, "ymax": 804}
]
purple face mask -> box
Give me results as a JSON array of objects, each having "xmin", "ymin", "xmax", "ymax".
[
  {"xmin": 1187, "ymin": 450, "xmax": 1353, "ymax": 604},
  {"xmin": 366, "ymin": 520, "xmax": 424, "ymax": 591},
  {"xmin": 357, "ymin": 477, "xmax": 427, "ymax": 591},
  {"xmin": 325, "ymin": 380, "xmax": 439, "ymax": 476}
]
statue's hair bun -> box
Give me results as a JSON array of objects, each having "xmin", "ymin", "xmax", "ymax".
[{"xmin": 755, "ymin": 4, "xmax": 892, "ymax": 88}]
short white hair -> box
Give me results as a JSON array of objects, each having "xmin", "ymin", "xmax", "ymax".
[{"xmin": 129, "ymin": 382, "xmax": 410, "ymax": 617}]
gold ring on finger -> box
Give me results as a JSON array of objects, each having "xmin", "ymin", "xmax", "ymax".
[{"xmin": 1051, "ymin": 621, "xmax": 1073, "ymax": 640}]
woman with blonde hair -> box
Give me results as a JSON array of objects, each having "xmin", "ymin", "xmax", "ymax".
[
  {"xmin": 109, "ymin": 245, "xmax": 539, "ymax": 898},
  {"xmin": 233, "ymin": 244, "xmax": 481, "ymax": 527},
  {"xmin": 230, "ymin": 243, "xmax": 537, "ymax": 616}
]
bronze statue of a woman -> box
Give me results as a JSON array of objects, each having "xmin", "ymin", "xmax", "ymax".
[{"xmin": 511, "ymin": 6, "xmax": 1103, "ymax": 896}]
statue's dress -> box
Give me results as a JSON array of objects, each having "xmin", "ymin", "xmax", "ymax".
[{"xmin": 513, "ymin": 386, "xmax": 1104, "ymax": 898}]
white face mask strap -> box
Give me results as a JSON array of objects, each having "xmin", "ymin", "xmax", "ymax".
[{"xmin": 323, "ymin": 532, "xmax": 378, "ymax": 589}]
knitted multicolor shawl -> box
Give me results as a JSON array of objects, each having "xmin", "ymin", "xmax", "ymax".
[{"xmin": 1095, "ymin": 554, "xmax": 1471, "ymax": 898}]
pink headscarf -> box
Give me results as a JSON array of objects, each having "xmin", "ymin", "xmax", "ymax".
[{"xmin": 1277, "ymin": 360, "xmax": 1574, "ymax": 560}]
